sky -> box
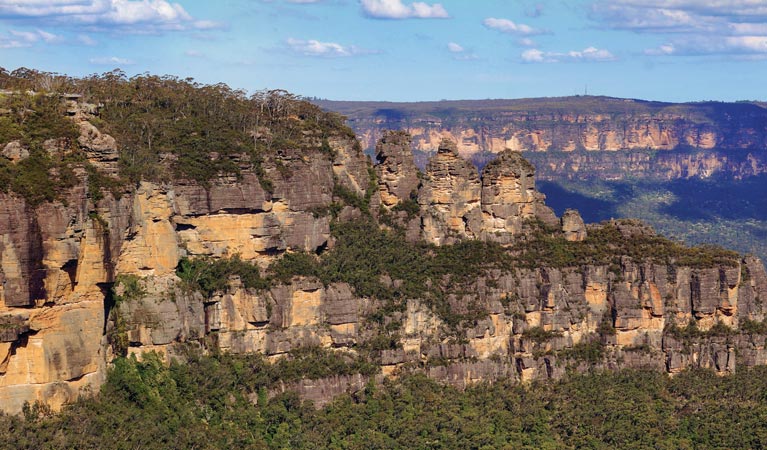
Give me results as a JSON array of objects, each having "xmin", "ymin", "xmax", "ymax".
[{"xmin": 1, "ymin": 0, "xmax": 766, "ymax": 102}]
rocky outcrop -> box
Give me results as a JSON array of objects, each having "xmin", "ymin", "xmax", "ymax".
[
  {"xmin": 2, "ymin": 101, "xmax": 767, "ymax": 414},
  {"xmin": 480, "ymin": 149, "xmax": 558, "ymax": 241},
  {"xmin": 0, "ymin": 101, "xmax": 371, "ymax": 413},
  {"xmin": 418, "ymin": 139, "xmax": 482, "ymax": 244},
  {"xmin": 375, "ymin": 130, "xmax": 420, "ymax": 208},
  {"xmin": 1, "ymin": 141, "xmax": 28, "ymax": 162},
  {"xmin": 318, "ymin": 97, "xmax": 767, "ymax": 182},
  {"xmin": 561, "ymin": 209, "xmax": 587, "ymax": 242}
]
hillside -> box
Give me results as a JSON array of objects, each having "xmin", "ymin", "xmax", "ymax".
[{"xmin": 1, "ymin": 69, "xmax": 767, "ymax": 445}]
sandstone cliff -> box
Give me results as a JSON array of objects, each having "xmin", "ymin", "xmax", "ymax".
[
  {"xmin": 319, "ymin": 97, "xmax": 767, "ymax": 155},
  {"xmin": 1, "ymin": 93, "xmax": 767, "ymax": 415},
  {"xmin": 318, "ymin": 97, "xmax": 767, "ymax": 181}
]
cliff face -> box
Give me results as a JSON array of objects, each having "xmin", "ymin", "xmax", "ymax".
[
  {"xmin": 320, "ymin": 97, "xmax": 767, "ymax": 153},
  {"xmin": 525, "ymin": 148, "xmax": 767, "ymax": 182},
  {"xmin": 1, "ymin": 101, "xmax": 767, "ymax": 414},
  {"xmin": 318, "ymin": 97, "xmax": 767, "ymax": 180},
  {"xmin": 0, "ymin": 100, "xmax": 371, "ymax": 413}
]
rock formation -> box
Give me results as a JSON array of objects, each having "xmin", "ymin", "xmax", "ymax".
[
  {"xmin": 418, "ymin": 139, "xmax": 482, "ymax": 244},
  {"xmin": 1, "ymin": 96, "xmax": 767, "ymax": 415},
  {"xmin": 375, "ymin": 130, "xmax": 420, "ymax": 208},
  {"xmin": 480, "ymin": 149, "xmax": 558, "ymax": 242},
  {"xmin": 318, "ymin": 97, "xmax": 767, "ymax": 182},
  {"xmin": 561, "ymin": 209, "xmax": 587, "ymax": 242}
]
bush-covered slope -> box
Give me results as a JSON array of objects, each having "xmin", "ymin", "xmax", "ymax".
[
  {"xmin": 6, "ymin": 351, "xmax": 767, "ymax": 450},
  {"xmin": 1, "ymin": 67, "xmax": 353, "ymax": 198}
]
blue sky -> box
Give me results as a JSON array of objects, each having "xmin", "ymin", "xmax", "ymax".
[{"xmin": 1, "ymin": 0, "xmax": 766, "ymax": 102}]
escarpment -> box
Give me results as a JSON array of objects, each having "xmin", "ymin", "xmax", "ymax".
[
  {"xmin": 2, "ymin": 78, "xmax": 767, "ymax": 414},
  {"xmin": 318, "ymin": 97, "xmax": 767, "ymax": 181},
  {"xmin": 320, "ymin": 97, "xmax": 767, "ymax": 155}
]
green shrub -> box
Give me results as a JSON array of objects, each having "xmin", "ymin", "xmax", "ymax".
[
  {"xmin": 558, "ymin": 337, "xmax": 604, "ymax": 364},
  {"xmin": 522, "ymin": 326, "xmax": 563, "ymax": 343},
  {"xmin": 176, "ymin": 255, "xmax": 269, "ymax": 297},
  {"xmin": 112, "ymin": 274, "xmax": 146, "ymax": 305}
]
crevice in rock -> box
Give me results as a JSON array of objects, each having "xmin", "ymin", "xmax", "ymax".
[
  {"xmin": 218, "ymin": 207, "xmax": 265, "ymax": 215},
  {"xmin": 98, "ymin": 282, "xmax": 115, "ymax": 334},
  {"xmin": 25, "ymin": 212, "xmax": 47, "ymax": 307},
  {"xmin": 175, "ymin": 222, "xmax": 196, "ymax": 231},
  {"xmin": 61, "ymin": 259, "xmax": 78, "ymax": 289}
]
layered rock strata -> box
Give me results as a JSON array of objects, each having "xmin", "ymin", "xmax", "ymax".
[
  {"xmin": 1, "ymin": 105, "xmax": 767, "ymax": 413},
  {"xmin": 318, "ymin": 97, "xmax": 767, "ymax": 181},
  {"xmin": 318, "ymin": 98, "xmax": 767, "ymax": 156},
  {"xmin": 375, "ymin": 130, "xmax": 420, "ymax": 208},
  {"xmin": 418, "ymin": 139, "xmax": 483, "ymax": 244}
]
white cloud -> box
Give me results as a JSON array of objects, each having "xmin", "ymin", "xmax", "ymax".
[
  {"xmin": 0, "ymin": 29, "xmax": 62, "ymax": 48},
  {"xmin": 9, "ymin": 29, "xmax": 62, "ymax": 43},
  {"xmin": 0, "ymin": 0, "xmax": 220, "ymax": 33},
  {"xmin": 286, "ymin": 38, "xmax": 376, "ymax": 57},
  {"xmin": 593, "ymin": 1, "xmax": 767, "ymax": 22},
  {"xmin": 729, "ymin": 23, "xmax": 767, "ymax": 36},
  {"xmin": 521, "ymin": 48, "xmax": 546, "ymax": 62},
  {"xmin": 727, "ymin": 36, "xmax": 767, "ymax": 53},
  {"xmin": 519, "ymin": 37, "xmax": 537, "ymax": 47},
  {"xmin": 522, "ymin": 46, "xmax": 616, "ymax": 63},
  {"xmin": 645, "ymin": 36, "xmax": 767, "ymax": 56},
  {"xmin": 89, "ymin": 56, "xmax": 135, "ymax": 65},
  {"xmin": 447, "ymin": 42, "xmax": 463, "ymax": 53},
  {"xmin": 77, "ymin": 34, "xmax": 98, "ymax": 45},
  {"xmin": 569, "ymin": 46, "xmax": 616, "ymax": 61},
  {"xmin": 592, "ymin": 0, "xmax": 767, "ymax": 58},
  {"xmin": 644, "ymin": 43, "xmax": 676, "ymax": 55},
  {"xmin": 446, "ymin": 41, "xmax": 478, "ymax": 60},
  {"xmin": 361, "ymin": 0, "xmax": 449, "ymax": 19},
  {"xmin": 483, "ymin": 17, "xmax": 544, "ymax": 35},
  {"xmin": 184, "ymin": 49, "xmax": 204, "ymax": 57}
]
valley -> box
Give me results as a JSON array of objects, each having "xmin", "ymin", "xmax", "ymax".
[{"xmin": 318, "ymin": 97, "xmax": 767, "ymax": 260}]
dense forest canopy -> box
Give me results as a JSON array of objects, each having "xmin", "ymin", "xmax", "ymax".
[{"xmin": 5, "ymin": 350, "xmax": 767, "ymax": 450}]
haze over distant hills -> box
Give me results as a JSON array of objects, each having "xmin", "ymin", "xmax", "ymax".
[{"xmin": 318, "ymin": 96, "xmax": 767, "ymax": 260}]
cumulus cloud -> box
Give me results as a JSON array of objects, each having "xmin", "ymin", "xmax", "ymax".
[
  {"xmin": 360, "ymin": 0, "xmax": 449, "ymax": 19},
  {"xmin": 646, "ymin": 36, "xmax": 767, "ymax": 57},
  {"xmin": 0, "ymin": 28, "xmax": 62, "ymax": 48},
  {"xmin": 593, "ymin": 0, "xmax": 767, "ymax": 28},
  {"xmin": 446, "ymin": 41, "xmax": 477, "ymax": 60},
  {"xmin": 591, "ymin": 0, "xmax": 767, "ymax": 57},
  {"xmin": 644, "ymin": 43, "xmax": 675, "ymax": 55},
  {"xmin": 89, "ymin": 56, "xmax": 135, "ymax": 65},
  {"xmin": 286, "ymin": 38, "xmax": 376, "ymax": 57},
  {"xmin": 521, "ymin": 48, "xmax": 546, "ymax": 62},
  {"xmin": 482, "ymin": 17, "xmax": 544, "ymax": 35},
  {"xmin": 522, "ymin": 46, "xmax": 616, "ymax": 63},
  {"xmin": 447, "ymin": 42, "xmax": 463, "ymax": 53},
  {"xmin": 0, "ymin": 0, "xmax": 220, "ymax": 33}
]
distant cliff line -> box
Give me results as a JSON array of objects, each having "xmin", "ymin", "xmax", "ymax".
[{"xmin": 317, "ymin": 96, "xmax": 767, "ymax": 160}]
